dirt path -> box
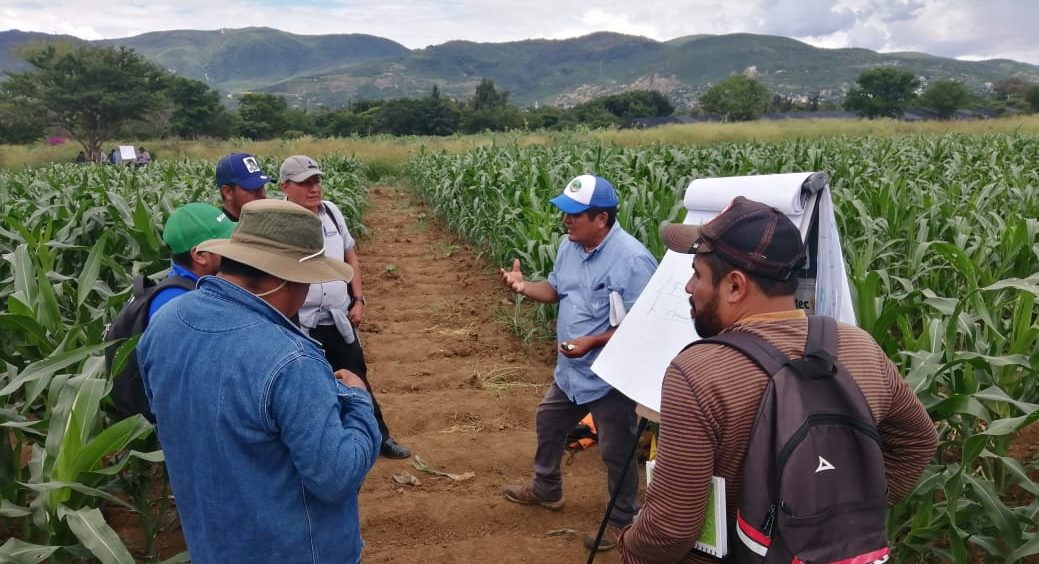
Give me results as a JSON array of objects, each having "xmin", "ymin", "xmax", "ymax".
[{"xmin": 356, "ymin": 186, "xmax": 624, "ymax": 563}]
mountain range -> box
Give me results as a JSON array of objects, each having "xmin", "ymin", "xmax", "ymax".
[{"xmin": 3, "ymin": 27, "xmax": 1038, "ymax": 108}]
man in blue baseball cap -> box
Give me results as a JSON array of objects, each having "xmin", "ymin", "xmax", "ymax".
[
  {"xmin": 216, "ymin": 152, "xmax": 273, "ymax": 221},
  {"xmin": 500, "ymin": 174, "xmax": 658, "ymax": 552}
]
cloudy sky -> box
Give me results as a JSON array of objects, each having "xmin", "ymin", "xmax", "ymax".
[{"xmin": 4, "ymin": 0, "xmax": 1038, "ymax": 65}]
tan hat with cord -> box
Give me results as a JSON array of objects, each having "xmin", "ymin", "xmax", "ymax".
[{"xmin": 197, "ymin": 199, "xmax": 352, "ymax": 284}]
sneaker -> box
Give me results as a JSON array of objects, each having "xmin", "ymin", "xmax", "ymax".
[
  {"xmin": 583, "ymin": 522, "xmax": 624, "ymax": 551},
  {"xmin": 502, "ymin": 483, "xmax": 565, "ymax": 510},
  {"xmin": 380, "ymin": 438, "xmax": 411, "ymax": 459}
]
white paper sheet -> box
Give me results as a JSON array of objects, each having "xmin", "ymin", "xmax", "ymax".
[{"xmin": 592, "ymin": 172, "xmax": 855, "ymax": 412}]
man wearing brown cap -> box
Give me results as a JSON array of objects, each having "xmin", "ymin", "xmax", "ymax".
[
  {"xmin": 279, "ymin": 154, "xmax": 411, "ymax": 459},
  {"xmin": 137, "ymin": 199, "xmax": 381, "ymax": 563},
  {"xmin": 617, "ymin": 196, "xmax": 936, "ymax": 563}
]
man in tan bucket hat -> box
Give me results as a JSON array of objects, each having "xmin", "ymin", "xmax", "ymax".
[{"xmin": 138, "ymin": 198, "xmax": 382, "ymax": 563}]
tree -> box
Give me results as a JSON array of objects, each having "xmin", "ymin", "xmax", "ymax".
[
  {"xmin": 844, "ymin": 67, "xmax": 920, "ymax": 119},
  {"xmin": 469, "ymin": 78, "xmax": 509, "ymax": 110},
  {"xmin": 235, "ymin": 93, "xmax": 289, "ymax": 140},
  {"xmin": 699, "ymin": 75, "xmax": 771, "ymax": 121},
  {"xmin": 2, "ymin": 43, "xmax": 169, "ymax": 156},
  {"xmin": 920, "ymin": 80, "xmax": 971, "ymax": 119},
  {"xmin": 168, "ymin": 77, "xmax": 234, "ymax": 138},
  {"xmin": 0, "ymin": 95, "xmax": 46, "ymax": 144},
  {"xmin": 1027, "ymin": 85, "xmax": 1039, "ymax": 112}
]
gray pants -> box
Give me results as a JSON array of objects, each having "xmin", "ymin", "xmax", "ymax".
[{"xmin": 531, "ymin": 383, "xmax": 639, "ymax": 526}]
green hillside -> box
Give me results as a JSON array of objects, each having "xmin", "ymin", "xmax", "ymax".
[{"xmin": 2, "ymin": 27, "xmax": 1037, "ymax": 108}]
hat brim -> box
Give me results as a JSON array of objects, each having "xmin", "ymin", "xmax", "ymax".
[
  {"xmin": 660, "ymin": 222, "xmax": 713, "ymax": 254},
  {"xmin": 237, "ymin": 174, "xmax": 273, "ymax": 191},
  {"xmin": 198, "ymin": 239, "xmax": 353, "ymax": 284},
  {"xmin": 284, "ymin": 169, "xmax": 323, "ymax": 183},
  {"xmin": 549, "ymin": 194, "xmax": 591, "ymax": 214}
]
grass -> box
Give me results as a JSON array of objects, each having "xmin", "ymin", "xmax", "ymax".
[{"xmin": 6, "ymin": 114, "xmax": 1037, "ymax": 171}]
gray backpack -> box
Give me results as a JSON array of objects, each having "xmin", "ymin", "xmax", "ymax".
[{"xmin": 693, "ymin": 315, "xmax": 890, "ymax": 564}]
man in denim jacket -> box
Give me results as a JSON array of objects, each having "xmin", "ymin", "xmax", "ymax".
[{"xmin": 139, "ymin": 199, "xmax": 382, "ymax": 563}]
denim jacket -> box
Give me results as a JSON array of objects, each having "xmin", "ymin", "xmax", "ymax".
[{"xmin": 138, "ymin": 276, "xmax": 381, "ymax": 563}]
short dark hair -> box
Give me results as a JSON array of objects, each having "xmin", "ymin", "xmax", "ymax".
[
  {"xmin": 584, "ymin": 206, "xmax": 617, "ymax": 228},
  {"xmin": 702, "ymin": 252, "xmax": 799, "ymax": 297},
  {"xmin": 171, "ymin": 251, "xmax": 193, "ymax": 268},
  {"xmin": 218, "ymin": 257, "xmax": 268, "ymax": 281}
]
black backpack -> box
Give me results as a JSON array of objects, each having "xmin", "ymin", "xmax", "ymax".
[
  {"xmin": 103, "ymin": 274, "xmax": 197, "ymax": 423},
  {"xmin": 692, "ymin": 315, "xmax": 890, "ymax": 564}
]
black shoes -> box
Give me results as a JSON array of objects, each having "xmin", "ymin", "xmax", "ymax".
[{"xmin": 380, "ymin": 437, "xmax": 411, "ymax": 459}]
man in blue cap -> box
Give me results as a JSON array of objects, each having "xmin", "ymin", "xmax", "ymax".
[
  {"xmin": 499, "ymin": 174, "xmax": 658, "ymax": 552},
  {"xmin": 216, "ymin": 152, "xmax": 273, "ymax": 221}
]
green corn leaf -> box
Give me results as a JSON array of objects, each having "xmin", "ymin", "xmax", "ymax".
[
  {"xmin": 75, "ymin": 234, "xmax": 108, "ymax": 308},
  {"xmin": 0, "ymin": 538, "xmax": 59, "ymax": 563},
  {"xmin": 973, "ymin": 385, "xmax": 1039, "ymax": 416},
  {"xmin": 0, "ymin": 499, "xmax": 31, "ymax": 518},
  {"xmin": 63, "ymin": 507, "xmax": 135, "ymax": 564},
  {"xmin": 1006, "ymin": 531, "xmax": 1039, "ymax": 564},
  {"xmin": 0, "ymin": 343, "xmax": 109, "ymax": 401},
  {"xmin": 69, "ymin": 416, "xmax": 153, "ymax": 478},
  {"xmin": 963, "ymin": 473, "xmax": 1022, "ymax": 546},
  {"xmin": 33, "ymin": 267, "xmax": 61, "ymax": 336}
]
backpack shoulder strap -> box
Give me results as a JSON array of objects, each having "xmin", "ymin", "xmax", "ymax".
[
  {"xmin": 789, "ymin": 315, "xmax": 839, "ymax": 380},
  {"xmin": 131, "ymin": 275, "xmax": 155, "ymax": 299},
  {"xmin": 685, "ymin": 330, "xmax": 792, "ymax": 377},
  {"xmin": 321, "ymin": 201, "xmax": 345, "ymax": 236},
  {"xmin": 155, "ymin": 274, "xmax": 198, "ymax": 292}
]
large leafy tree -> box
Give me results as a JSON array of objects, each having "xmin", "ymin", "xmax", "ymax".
[
  {"xmin": 699, "ymin": 75, "xmax": 771, "ymax": 121},
  {"xmin": 920, "ymin": 79, "xmax": 971, "ymax": 119},
  {"xmin": 168, "ymin": 76, "xmax": 234, "ymax": 139},
  {"xmin": 844, "ymin": 67, "xmax": 920, "ymax": 119},
  {"xmin": 235, "ymin": 93, "xmax": 289, "ymax": 140},
  {"xmin": 2, "ymin": 42, "xmax": 168, "ymax": 156}
]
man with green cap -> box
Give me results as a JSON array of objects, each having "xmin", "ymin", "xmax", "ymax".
[
  {"xmin": 106, "ymin": 202, "xmax": 237, "ymax": 422},
  {"xmin": 148, "ymin": 202, "xmax": 237, "ymax": 318}
]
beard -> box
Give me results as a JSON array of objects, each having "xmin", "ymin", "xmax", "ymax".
[{"xmin": 692, "ymin": 293, "xmax": 724, "ymax": 338}]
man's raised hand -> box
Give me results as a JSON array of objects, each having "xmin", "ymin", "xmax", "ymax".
[{"xmin": 499, "ymin": 258, "xmax": 526, "ymax": 295}]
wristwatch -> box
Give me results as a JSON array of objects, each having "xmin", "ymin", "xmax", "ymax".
[{"xmin": 355, "ymin": 296, "xmax": 367, "ymax": 305}]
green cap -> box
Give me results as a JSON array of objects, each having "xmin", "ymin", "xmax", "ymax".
[{"xmin": 163, "ymin": 203, "xmax": 236, "ymax": 254}]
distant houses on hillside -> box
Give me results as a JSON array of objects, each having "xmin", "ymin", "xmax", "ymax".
[{"xmin": 630, "ymin": 107, "xmax": 1010, "ymax": 128}]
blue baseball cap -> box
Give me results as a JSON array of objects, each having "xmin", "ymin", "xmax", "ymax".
[
  {"xmin": 549, "ymin": 175, "xmax": 618, "ymax": 214},
  {"xmin": 215, "ymin": 153, "xmax": 272, "ymax": 191}
]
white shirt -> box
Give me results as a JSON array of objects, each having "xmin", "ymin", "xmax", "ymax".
[{"xmin": 297, "ymin": 201, "xmax": 357, "ymax": 343}]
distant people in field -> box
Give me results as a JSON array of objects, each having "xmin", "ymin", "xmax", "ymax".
[
  {"xmin": 138, "ymin": 199, "xmax": 380, "ymax": 562},
  {"xmin": 279, "ymin": 155, "xmax": 411, "ymax": 459},
  {"xmin": 216, "ymin": 152, "xmax": 271, "ymax": 221},
  {"xmin": 74, "ymin": 151, "xmax": 87, "ymax": 163},
  {"xmin": 499, "ymin": 174, "xmax": 658, "ymax": 552},
  {"xmin": 135, "ymin": 147, "xmax": 152, "ymax": 166},
  {"xmin": 106, "ymin": 203, "xmax": 235, "ymax": 422},
  {"xmin": 108, "ymin": 148, "xmax": 122, "ymax": 165}
]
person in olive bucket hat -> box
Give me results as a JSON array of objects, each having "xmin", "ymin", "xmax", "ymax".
[{"xmin": 138, "ymin": 199, "xmax": 381, "ymax": 563}]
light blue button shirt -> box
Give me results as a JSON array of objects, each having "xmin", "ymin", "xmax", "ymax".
[{"xmin": 548, "ymin": 224, "xmax": 658, "ymax": 404}]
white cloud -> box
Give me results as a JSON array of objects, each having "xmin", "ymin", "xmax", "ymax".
[{"xmin": 2, "ymin": 0, "xmax": 1037, "ymax": 64}]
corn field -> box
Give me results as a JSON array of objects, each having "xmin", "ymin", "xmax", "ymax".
[
  {"xmin": 0, "ymin": 157, "xmax": 366, "ymax": 562},
  {"xmin": 1, "ymin": 135, "xmax": 1038, "ymax": 562},
  {"xmin": 404, "ymin": 134, "xmax": 1039, "ymax": 562}
]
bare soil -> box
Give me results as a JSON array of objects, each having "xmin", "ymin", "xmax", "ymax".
[{"xmin": 108, "ymin": 184, "xmax": 1038, "ymax": 563}]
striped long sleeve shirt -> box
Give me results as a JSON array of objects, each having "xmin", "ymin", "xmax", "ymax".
[{"xmin": 618, "ymin": 311, "xmax": 938, "ymax": 564}]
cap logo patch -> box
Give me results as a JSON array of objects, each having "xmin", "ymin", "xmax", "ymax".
[
  {"xmin": 568, "ymin": 179, "xmax": 582, "ymax": 192},
  {"xmin": 242, "ymin": 157, "xmax": 261, "ymax": 173}
]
